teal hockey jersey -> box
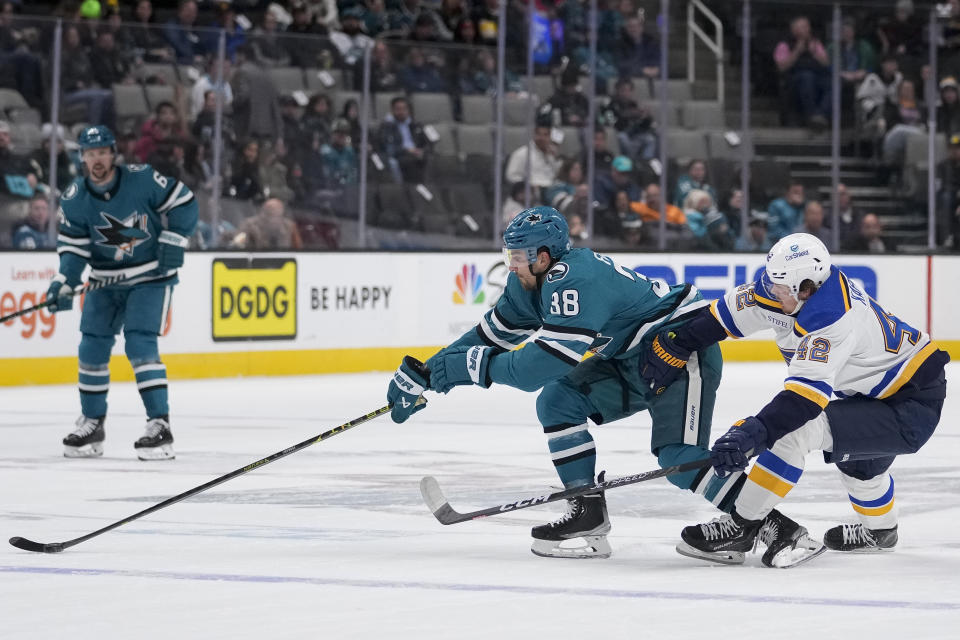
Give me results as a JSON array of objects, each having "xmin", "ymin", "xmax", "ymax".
[
  {"xmin": 449, "ymin": 247, "xmax": 709, "ymax": 391},
  {"xmin": 56, "ymin": 164, "xmax": 198, "ymax": 287}
]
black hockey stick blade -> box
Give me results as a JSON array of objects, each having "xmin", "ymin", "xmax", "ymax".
[
  {"xmin": 7, "ymin": 399, "xmax": 412, "ymax": 553},
  {"xmin": 421, "ymin": 457, "xmax": 712, "ymax": 525},
  {"xmin": 8, "ymin": 537, "xmax": 63, "ymax": 553}
]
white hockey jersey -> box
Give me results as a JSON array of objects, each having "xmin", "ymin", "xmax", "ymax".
[{"xmin": 708, "ymin": 266, "xmax": 940, "ymax": 408}]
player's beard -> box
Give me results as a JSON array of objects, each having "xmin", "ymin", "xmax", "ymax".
[{"xmin": 89, "ymin": 163, "xmax": 113, "ymax": 185}]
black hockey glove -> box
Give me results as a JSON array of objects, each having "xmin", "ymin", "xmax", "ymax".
[{"xmin": 640, "ymin": 330, "xmax": 690, "ymax": 395}]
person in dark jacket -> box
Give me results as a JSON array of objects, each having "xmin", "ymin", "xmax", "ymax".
[{"xmin": 378, "ymin": 96, "xmax": 432, "ymax": 183}]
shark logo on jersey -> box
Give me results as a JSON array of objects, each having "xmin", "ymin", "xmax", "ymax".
[
  {"xmin": 546, "ymin": 262, "xmax": 569, "ymax": 283},
  {"xmin": 95, "ymin": 211, "xmax": 151, "ymax": 260}
]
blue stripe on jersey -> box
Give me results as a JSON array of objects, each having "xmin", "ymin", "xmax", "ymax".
[
  {"xmin": 715, "ymin": 297, "xmax": 744, "ymax": 338},
  {"xmin": 849, "ymin": 477, "xmax": 895, "ymax": 508},
  {"xmin": 785, "ymin": 376, "xmax": 833, "ymax": 397},
  {"xmin": 754, "ymin": 450, "xmax": 803, "ymax": 484},
  {"xmin": 868, "ymin": 359, "xmax": 907, "ymax": 397},
  {"xmin": 793, "ymin": 267, "xmax": 851, "ymax": 333}
]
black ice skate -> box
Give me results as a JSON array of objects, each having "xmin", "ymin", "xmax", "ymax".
[
  {"xmin": 531, "ymin": 476, "xmax": 611, "ymax": 559},
  {"xmin": 756, "ymin": 509, "xmax": 826, "ymax": 568},
  {"xmin": 676, "ymin": 511, "xmax": 762, "ymax": 565},
  {"xmin": 63, "ymin": 416, "xmax": 105, "ymax": 458},
  {"xmin": 823, "ymin": 523, "xmax": 898, "ymax": 552},
  {"xmin": 134, "ymin": 416, "xmax": 175, "ymax": 461}
]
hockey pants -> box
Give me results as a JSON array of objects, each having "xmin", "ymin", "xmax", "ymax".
[
  {"xmin": 735, "ymin": 369, "xmax": 946, "ymax": 529},
  {"xmin": 535, "ymin": 344, "xmax": 747, "ymax": 513}
]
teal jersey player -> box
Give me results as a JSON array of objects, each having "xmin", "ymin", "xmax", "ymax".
[
  {"xmin": 47, "ymin": 125, "xmax": 198, "ymax": 461},
  {"xmin": 387, "ymin": 207, "xmax": 811, "ymax": 562},
  {"xmin": 57, "ymin": 165, "xmax": 195, "ymax": 286}
]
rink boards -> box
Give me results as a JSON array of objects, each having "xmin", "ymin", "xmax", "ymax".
[{"xmin": 0, "ymin": 251, "xmax": 957, "ymax": 385}]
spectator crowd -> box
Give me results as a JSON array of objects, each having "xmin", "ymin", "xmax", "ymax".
[{"xmin": 0, "ymin": 0, "xmax": 955, "ymax": 251}]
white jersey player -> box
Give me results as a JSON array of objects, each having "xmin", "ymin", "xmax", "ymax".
[{"xmin": 639, "ymin": 233, "xmax": 949, "ymax": 566}]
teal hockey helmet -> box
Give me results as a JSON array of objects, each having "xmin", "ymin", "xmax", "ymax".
[
  {"xmin": 77, "ymin": 125, "xmax": 116, "ymax": 152},
  {"xmin": 502, "ymin": 206, "xmax": 571, "ymax": 267}
]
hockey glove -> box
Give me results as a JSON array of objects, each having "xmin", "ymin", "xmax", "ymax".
[
  {"xmin": 45, "ymin": 274, "xmax": 74, "ymax": 313},
  {"xmin": 158, "ymin": 231, "xmax": 189, "ymax": 272},
  {"xmin": 426, "ymin": 345, "xmax": 493, "ymax": 394},
  {"xmin": 710, "ymin": 416, "xmax": 769, "ymax": 478},
  {"xmin": 640, "ymin": 330, "xmax": 691, "ymax": 395},
  {"xmin": 387, "ymin": 356, "xmax": 430, "ymax": 424}
]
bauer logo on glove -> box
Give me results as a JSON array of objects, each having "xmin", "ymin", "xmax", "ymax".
[{"xmin": 641, "ymin": 330, "xmax": 691, "ymax": 395}]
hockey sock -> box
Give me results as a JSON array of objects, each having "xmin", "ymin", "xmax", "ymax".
[
  {"xmin": 78, "ymin": 361, "xmax": 110, "ymax": 418},
  {"xmin": 736, "ymin": 449, "xmax": 804, "ymax": 520},
  {"xmin": 78, "ymin": 334, "xmax": 114, "ymax": 418},
  {"xmin": 544, "ymin": 422, "xmax": 596, "ymax": 488},
  {"xmin": 126, "ymin": 331, "xmax": 169, "ymax": 418},
  {"xmin": 840, "ymin": 471, "xmax": 898, "ymax": 530},
  {"xmin": 133, "ymin": 360, "xmax": 169, "ymax": 418},
  {"xmin": 658, "ymin": 443, "xmax": 747, "ymax": 513}
]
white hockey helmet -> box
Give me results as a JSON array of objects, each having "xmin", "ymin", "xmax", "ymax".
[{"xmin": 765, "ymin": 233, "xmax": 832, "ymax": 300}]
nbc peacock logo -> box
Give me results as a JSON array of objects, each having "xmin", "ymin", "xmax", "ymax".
[{"xmin": 453, "ymin": 264, "xmax": 485, "ymax": 304}]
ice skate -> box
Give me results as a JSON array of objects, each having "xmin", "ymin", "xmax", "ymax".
[
  {"xmin": 63, "ymin": 416, "xmax": 105, "ymax": 458},
  {"xmin": 756, "ymin": 509, "xmax": 826, "ymax": 568},
  {"xmin": 531, "ymin": 476, "xmax": 611, "ymax": 559},
  {"xmin": 823, "ymin": 523, "xmax": 897, "ymax": 552},
  {"xmin": 676, "ymin": 511, "xmax": 762, "ymax": 565},
  {"xmin": 134, "ymin": 416, "xmax": 175, "ymax": 461}
]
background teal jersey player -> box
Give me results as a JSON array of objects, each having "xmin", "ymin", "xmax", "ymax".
[
  {"xmin": 387, "ymin": 207, "xmax": 808, "ymax": 561},
  {"xmin": 47, "ymin": 125, "xmax": 198, "ymax": 461}
]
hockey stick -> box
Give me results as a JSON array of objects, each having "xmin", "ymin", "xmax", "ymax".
[
  {"xmin": 9, "ymin": 399, "xmax": 418, "ymax": 553},
  {"xmin": 420, "ymin": 458, "xmax": 712, "ymax": 525},
  {"xmin": 0, "ymin": 260, "xmax": 161, "ymax": 324}
]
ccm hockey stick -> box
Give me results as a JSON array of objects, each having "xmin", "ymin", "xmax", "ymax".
[
  {"xmin": 421, "ymin": 458, "xmax": 711, "ymax": 525},
  {"xmin": 9, "ymin": 400, "xmax": 418, "ymax": 553},
  {"xmin": 0, "ymin": 260, "xmax": 161, "ymax": 324}
]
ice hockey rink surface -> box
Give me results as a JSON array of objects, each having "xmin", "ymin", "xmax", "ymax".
[{"xmin": 2, "ymin": 362, "xmax": 958, "ymax": 639}]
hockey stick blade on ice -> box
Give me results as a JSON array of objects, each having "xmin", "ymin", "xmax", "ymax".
[
  {"xmin": 0, "ymin": 260, "xmax": 161, "ymax": 324},
  {"xmin": 9, "ymin": 399, "xmax": 421, "ymax": 553},
  {"xmin": 421, "ymin": 458, "xmax": 711, "ymax": 525}
]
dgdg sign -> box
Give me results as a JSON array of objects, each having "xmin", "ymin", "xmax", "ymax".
[{"xmin": 212, "ymin": 258, "xmax": 297, "ymax": 341}]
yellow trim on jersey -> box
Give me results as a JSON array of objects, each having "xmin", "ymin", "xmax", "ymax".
[
  {"xmin": 838, "ymin": 273, "xmax": 852, "ymax": 312},
  {"xmin": 753, "ymin": 293, "xmax": 782, "ymax": 310},
  {"xmin": 793, "ymin": 322, "xmax": 809, "ymax": 336},
  {"xmin": 851, "ymin": 498, "xmax": 895, "ymax": 517},
  {"xmin": 879, "ymin": 342, "xmax": 940, "ymax": 399},
  {"xmin": 747, "ymin": 465, "xmax": 795, "ymax": 498},
  {"xmin": 784, "ymin": 382, "xmax": 830, "ymax": 408},
  {"xmin": 709, "ymin": 299, "xmax": 737, "ymax": 339}
]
